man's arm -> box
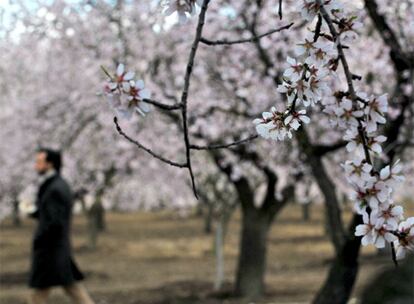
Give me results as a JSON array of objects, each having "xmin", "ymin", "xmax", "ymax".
[{"xmin": 34, "ymin": 189, "xmax": 67, "ymax": 247}]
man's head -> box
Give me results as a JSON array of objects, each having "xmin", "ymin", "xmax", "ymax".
[{"xmin": 35, "ymin": 148, "xmax": 62, "ymax": 175}]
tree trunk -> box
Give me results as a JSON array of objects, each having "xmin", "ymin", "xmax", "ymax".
[
  {"xmin": 87, "ymin": 200, "xmax": 105, "ymax": 248},
  {"xmin": 235, "ymin": 207, "xmax": 270, "ymax": 299},
  {"xmin": 93, "ymin": 197, "xmax": 106, "ymax": 232},
  {"xmin": 12, "ymin": 199, "xmax": 21, "ymax": 227},
  {"xmin": 214, "ymin": 217, "xmax": 224, "ymax": 291},
  {"xmin": 302, "ymin": 203, "xmax": 311, "ymax": 221},
  {"xmin": 297, "ymin": 128, "xmax": 346, "ymax": 254},
  {"xmin": 313, "ymin": 214, "xmax": 362, "ymax": 304},
  {"xmin": 214, "ymin": 205, "xmax": 235, "ymax": 291},
  {"xmin": 204, "ymin": 202, "xmax": 213, "ymax": 234}
]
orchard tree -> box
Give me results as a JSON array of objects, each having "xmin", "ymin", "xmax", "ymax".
[{"xmin": 100, "ymin": 0, "xmax": 414, "ymax": 301}]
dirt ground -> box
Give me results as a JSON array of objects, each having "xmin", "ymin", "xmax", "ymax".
[{"xmin": 0, "ymin": 204, "xmax": 403, "ymax": 304}]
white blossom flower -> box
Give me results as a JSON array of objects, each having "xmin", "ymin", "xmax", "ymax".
[
  {"xmin": 297, "ymin": 0, "xmax": 342, "ymax": 22},
  {"xmin": 374, "ymin": 203, "xmax": 404, "ymax": 230},
  {"xmin": 355, "ymin": 211, "xmax": 397, "ymax": 248},
  {"xmin": 344, "ymin": 127, "xmax": 364, "ymax": 155},
  {"xmin": 284, "ymin": 57, "xmax": 304, "ymax": 82},
  {"xmin": 372, "ymin": 222, "xmax": 398, "ymax": 249},
  {"xmin": 364, "ymin": 94, "xmax": 388, "ymax": 133},
  {"xmin": 394, "ymin": 217, "xmax": 414, "ymax": 260},
  {"xmin": 350, "ymin": 185, "xmax": 369, "ymax": 214},
  {"xmin": 366, "ymin": 134, "xmax": 387, "ymax": 154},
  {"xmin": 379, "ymin": 160, "xmax": 405, "ymax": 188},
  {"xmin": 342, "ymin": 157, "xmax": 373, "ymax": 187},
  {"xmin": 284, "ymin": 110, "xmax": 311, "ymax": 130},
  {"xmin": 365, "ymin": 180, "xmax": 390, "ymax": 209},
  {"xmin": 355, "ymin": 211, "xmax": 377, "ymax": 246},
  {"xmin": 303, "ymin": 75, "xmax": 331, "ymax": 106},
  {"xmin": 254, "ymin": 107, "xmax": 292, "ymax": 141},
  {"xmin": 163, "ymin": 0, "xmax": 203, "ymax": 24},
  {"xmin": 295, "ymin": 38, "xmax": 316, "ymax": 57},
  {"xmin": 124, "ymin": 80, "xmax": 152, "ymax": 117},
  {"xmin": 334, "ymin": 98, "xmax": 364, "ymax": 128},
  {"xmin": 108, "ymin": 63, "xmax": 135, "ymax": 91},
  {"xmin": 277, "ymin": 82, "xmax": 296, "ymax": 104},
  {"xmin": 305, "ymin": 41, "xmax": 337, "ymax": 66}
]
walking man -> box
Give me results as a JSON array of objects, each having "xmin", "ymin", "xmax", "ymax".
[{"xmin": 28, "ymin": 148, "xmax": 95, "ymax": 304}]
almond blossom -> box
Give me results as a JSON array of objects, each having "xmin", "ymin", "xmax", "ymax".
[
  {"xmin": 284, "ymin": 110, "xmax": 311, "ymax": 130},
  {"xmin": 379, "ymin": 160, "xmax": 405, "ymax": 188},
  {"xmin": 304, "ymin": 41, "xmax": 337, "ymax": 66},
  {"xmin": 297, "ymin": 0, "xmax": 342, "ymax": 22},
  {"xmin": 108, "ymin": 64, "xmax": 135, "ymax": 92},
  {"xmin": 303, "ymin": 74, "xmax": 331, "ymax": 106},
  {"xmin": 163, "ymin": 0, "xmax": 203, "ymax": 24},
  {"xmin": 333, "ymin": 98, "xmax": 364, "ymax": 128},
  {"xmin": 253, "ymin": 107, "xmax": 293, "ymax": 141},
  {"xmin": 284, "ymin": 57, "xmax": 304, "ymax": 82},
  {"xmin": 364, "ymin": 94, "xmax": 388, "ymax": 133},
  {"xmin": 103, "ymin": 64, "xmax": 152, "ymax": 120},
  {"xmin": 394, "ymin": 217, "xmax": 414, "ymax": 260},
  {"xmin": 342, "ymin": 157, "xmax": 373, "ymax": 187},
  {"xmin": 355, "ymin": 211, "xmax": 397, "ymax": 248},
  {"xmin": 374, "ymin": 203, "xmax": 404, "ymax": 230}
]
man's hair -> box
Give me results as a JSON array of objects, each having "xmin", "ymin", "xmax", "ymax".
[{"xmin": 37, "ymin": 148, "xmax": 62, "ymax": 172}]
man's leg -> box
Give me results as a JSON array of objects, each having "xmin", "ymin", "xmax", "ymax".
[
  {"xmin": 63, "ymin": 283, "xmax": 95, "ymax": 304},
  {"xmin": 27, "ymin": 288, "xmax": 50, "ymax": 304}
]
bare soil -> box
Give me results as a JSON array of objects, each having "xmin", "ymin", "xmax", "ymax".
[{"xmin": 0, "ymin": 205, "xmax": 400, "ymax": 304}]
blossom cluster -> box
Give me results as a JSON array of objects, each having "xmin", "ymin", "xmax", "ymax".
[
  {"xmin": 163, "ymin": 0, "xmax": 203, "ymax": 24},
  {"xmin": 255, "ymin": 0, "xmax": 413, "ymax": 260},
  {"xmin": 103, "ymin": 64, "xmax": 152, "ymax": 119}
]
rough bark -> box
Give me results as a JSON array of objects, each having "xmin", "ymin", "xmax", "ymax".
[
  {"xmin": 212, "ymin": 151, "xmax": 293, "ymax": 299},
  {"xmin": 312, "ymin": 214, "xmax": 363, "ymax": 304},
  {"xmin": 235, "ymin": 206, "xmax": 271, "ymax": 299},
  {"xmin": 297, "ymin": 128, "xmax": 346, "ymax": 253}
]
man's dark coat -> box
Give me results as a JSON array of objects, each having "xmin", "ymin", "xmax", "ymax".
[{"xmin": 29, "ymin": 173, "xmax": 84, "ymax": 288}]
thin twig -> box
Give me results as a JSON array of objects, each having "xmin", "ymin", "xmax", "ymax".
[
  {"xmin": 278, "ymin": 0, "xmax": 283, "ymax": 20},
  {"xmin": 200, "ymin": 23, "xmax": 293, "ymax": 46},
  {"xmin": 180, "ymin": 0, "xmax": 211, "ymax": 199},
  {"xmin": 113, "ymin": 117, "xmax": 187, "ymax": 168},
  {"xmin": 143, "ymin": 98, "xmax": 182, "ymax": 111},
  {"xmin": 390, "ymin": 242, "xmax": 398, "ymax": 267},
  {"xmin": 190, "ymin": 135, "xmax": 258, "ymax": 150}
]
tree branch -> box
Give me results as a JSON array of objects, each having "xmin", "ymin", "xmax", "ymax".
[
  {"xmin": 113, "ymin": 117, "xmax": 187, "ymax": 168},
  {"xmin": 179, "ymin": 0, "xmax": 211, "ymax": 198},
  {"xmin": 200, "ymin": 23, "xmax": 293, "ymax": 46},
  {"xmin": 143, "ymin": 98, "xmax": 182, "ymax": 111},
  {"xmin": 190, "ymin": 135, "xmax": 258, "ymax": 150}
]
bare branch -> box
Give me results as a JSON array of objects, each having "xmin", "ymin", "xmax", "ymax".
[
  {"xmin": 143, "ymin": 98, "xmax": 182, "ymax": 111},
  {"xmin": 190, "ymin": 135, "xmax": 258, "ymax": 150},
  {"xmin": 364, "ymin": 0, "xmax": 412, "ymax": 72},
  {"xmin": 200, "ymin": 23, "xmax": 293, "ymax": 46},
  {"xmin": 278, "ymin": 0, "xmax": 283, "ymax": 20},
  {"xmin": 179, "ymin": 0, "xmax": 211, "ymax": 198},
  {"xmin": 113, "ymin": 117, "xmax": 187, "ymax": 168}
]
